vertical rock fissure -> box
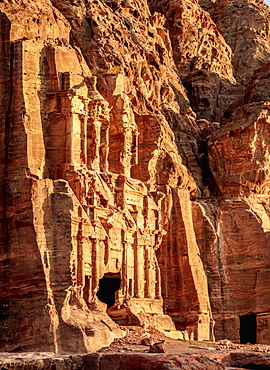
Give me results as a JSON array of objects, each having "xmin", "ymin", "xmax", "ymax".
[
  {"xmin": 0, "ymin": 13, "xmax": 12, "ymax": 327},
  {"xmin": 2, "ymin": 25, "xmax": 12, "ymax": 257},
  {"xmin": 198, "ymin": 140, "xmax": 220, "ymax": 196}
]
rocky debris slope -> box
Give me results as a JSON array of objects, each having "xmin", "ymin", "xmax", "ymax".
[{"xmin": 0, "ymin": 0, "xmax": 270, "ymax": 354}]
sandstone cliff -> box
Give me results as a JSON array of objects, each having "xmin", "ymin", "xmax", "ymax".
[{"xmin": 0, "ymin": 0, "xmax": 270, "ymax": 353}]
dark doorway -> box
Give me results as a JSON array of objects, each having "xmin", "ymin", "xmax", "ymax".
[
  {"xmin": 240, "ymin": 314, "xmax": 256, "ymax": 344},
  {"xmin": 83, "ymin": 275, "xmax": 91, "ymax": 303},
  {"xmin": 96, "ymin": 273, "xmax": 121, "ymax": 308}
]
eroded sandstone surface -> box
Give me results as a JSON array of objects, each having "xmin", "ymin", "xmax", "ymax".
[{"xmin": 0, "ymin": 0, "xmax": 270, "ymax": 354}]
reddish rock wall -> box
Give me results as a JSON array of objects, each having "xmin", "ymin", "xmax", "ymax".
[
  {"xmin": 0, "ymin": 0, "xmax": 270, "ymax": 353},
  {"xmin": 200, "ymin": 0, "xmax": 270, "ymax": 84}
]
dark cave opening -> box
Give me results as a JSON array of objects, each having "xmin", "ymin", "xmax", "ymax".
[
  {"xmin": 242, "ymin": 365, "xmax": 270, "ymax": 370},
  {"xmin": 197, "ymin": 140, "xmax": 221, "ymax": 196},
  {"xmin": 96, "ymin": 273, "xmax": 121, "ymax": 308},
  {"xmin": 240, "ymin": 314, "xmax": 256, "ymax": 344}
]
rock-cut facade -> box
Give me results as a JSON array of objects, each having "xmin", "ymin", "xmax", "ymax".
[{"xmin": 0, "ymin": 0, "xmax": 270, "ymax": 352}]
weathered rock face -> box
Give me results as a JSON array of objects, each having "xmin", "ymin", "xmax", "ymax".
[
  {"xmin": 200, "ymin": 0, "xmax": 270, "ymax": 84},
  {"xmin": 0, "ymin": 0, "xmax": 211, "ymax": 353},
  {"xmin": 0, "ymin": 0, "xmax": 270, "ymax": 353},
  {"xmin": 148, "ymin": 0, "xmax": 244, "ymax": 122},
  {"xmin": 203, "ymin": 101, "xmax": 270, "ymax": 342},
  {"xmin": 149, "ymin": 0, "xmax": 235, "ymax": 81},
  {"xmin": 0, "ymin": 352, "xmax": 225, "ymax": 370}
]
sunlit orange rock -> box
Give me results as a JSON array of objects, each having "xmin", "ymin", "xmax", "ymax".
[{"xmin": 0, "ymin": 0, "xmax": 270, "ymax": 354}]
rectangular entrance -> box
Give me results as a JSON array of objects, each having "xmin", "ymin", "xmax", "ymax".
[{"xmin": 240, "ymin": 314, "xmax": 256, "ymax": 344}]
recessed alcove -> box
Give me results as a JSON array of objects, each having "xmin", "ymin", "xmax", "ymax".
[
  {"xmin": 96, "ymin": 273, "xmax": 121, "ymax": 308},
  {"xmin": 240, "ymin": 314, "xmax": 256, "ymax": 344}
]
